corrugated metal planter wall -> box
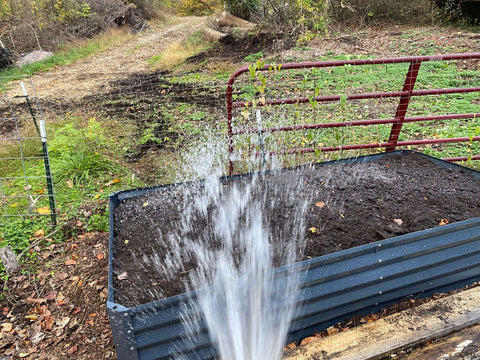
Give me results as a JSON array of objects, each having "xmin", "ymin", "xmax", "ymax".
[{"xmin": 107, "ymin": 151, "xmax": 480, "ymax": 360}]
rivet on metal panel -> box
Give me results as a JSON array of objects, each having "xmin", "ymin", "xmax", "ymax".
[
  {"xmin": 379, "ymin": 259, "xmax": 382, "ymax": 263},
  {"xmin": 378, "ymin": 244, "xmax": 382, "ymax": 247},
  {"xmin": 127, "ymin": 330, "xmax": 132, "ymax": 334},
  {"xmin": 124, "ymin": 313, "xmax": 128, "ymax": 317},
  {"xmin": 379, "ymin": 291, "xmax": 383, "ymax": 295},
  {"xmin": 130, "ymin": 347, "xmax": 135, "ymax": 351},
  {"xmin": 380, "ymin": 276, "xmax": 383, "ymax": 280}
]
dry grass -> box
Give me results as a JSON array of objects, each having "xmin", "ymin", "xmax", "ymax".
[
  {"xmin": 58, "ymin": 27, "xmax": 133, "ymax": 56},
  {"xmin": 148, "ymin": 37, "xmax": 210, "ymax": 70}
]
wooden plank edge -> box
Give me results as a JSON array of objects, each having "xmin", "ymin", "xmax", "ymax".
[{"xmin": 283, "ymin": 286, "xmax": 480, "ymax": 360}]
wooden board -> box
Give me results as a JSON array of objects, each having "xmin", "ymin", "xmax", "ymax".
[
  {"xmin": 283, "ymin": 287, "xmax": 480, "ymax": 360},
  {"xmin": 394, "ymin": 323, "xmax": 480, "ymax": 359}
]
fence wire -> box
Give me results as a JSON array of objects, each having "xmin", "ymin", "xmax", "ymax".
[
  {"xmin": 4, "ymin": 55, "xmax": 476, "ymax": 200},
  {"xmin": 0, "ymin": 76, "xmax": 56, "ymax": 223}
]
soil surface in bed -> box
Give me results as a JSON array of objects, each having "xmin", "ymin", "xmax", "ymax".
[{"xmin": 112, "ymin": 152, "xmax": 480, "ymax": 308}]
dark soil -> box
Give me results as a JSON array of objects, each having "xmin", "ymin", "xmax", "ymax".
[
  {"xmin": 112, "ymin": 151, "xmax": 480, "ymax": 308},
  {"xmin": 187, "ymin": 32, "xmax": 294, "ymax": 64}
]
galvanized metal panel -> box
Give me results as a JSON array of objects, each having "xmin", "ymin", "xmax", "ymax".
[{"xmin": 108, "ymin": 151, "xmax": 480, "ymax": 360}]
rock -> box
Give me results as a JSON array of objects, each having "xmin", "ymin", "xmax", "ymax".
[
  {"xmin": 17, "ymin": 50, "xmax": 53, "ymax": 68},
  {"xmin": 0, "ymin": 246, "xmax": 19, "ymax": 274}
]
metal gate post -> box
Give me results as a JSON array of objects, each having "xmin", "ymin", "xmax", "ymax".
[{"xmin": 386, "ymin": 60, "xmax": 422, "ymax": 151}]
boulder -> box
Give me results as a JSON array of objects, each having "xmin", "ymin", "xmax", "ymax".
[{"xmin": 17, "ymin": 50, "xmax": 53, "ymax": 68}]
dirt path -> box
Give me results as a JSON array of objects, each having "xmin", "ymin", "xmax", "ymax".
[{"xmin": 16, "ymin": 16, "xmax": 208, "ymax": 102}]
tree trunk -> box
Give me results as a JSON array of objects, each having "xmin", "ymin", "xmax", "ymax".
[
  {"xmin": 216, "ymin": 11, "xmax": 256, "ymax": 29},
  {"xmin": 202, "ymin": 28, "xmax": 235, "ymax": 44}
]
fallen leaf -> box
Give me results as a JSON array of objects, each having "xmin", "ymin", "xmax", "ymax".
[
  {"xmin": 143, "ymin": 202, "xmax": 149, "ymax": 207},
  {"xmin": 309, "ymin": 227, "xmax": 317, "ymax": 234},
  {"xmin": 45, "ymin": 293, "xmax": 56, "ymax": 301},
  {"xmin": 104, "ymin": 178, "xmax": 121, "ymax": 187},
  {"xmin": 300, "ymin": 336, "xmax": 316, "ymax": 346},
  {"xmin": 65, "ymin": 258, "xmax": 76, "ymax": 266},
  {"xmin": 56, "ymin": 317, "xmax": 70, "ymax": 329},
  {"xmin": 361, "ymin": 314, "xmax": 379, "ymax": 323},
  {"xmin": 19, "ymin": 353, "xmax": 30, "ymax": 358},
  {"xmin": 1, "ymin": 322, "xmax": 12, "ymax": 332},
  {"xmin": 66, "ymin": 179, "xmax": 74, "ymax": 188},
  {"xmin": 392, "ymin": 219, "xmax": 403, "ymax": 226},
  {"xmin": 99, "ymin": 288, "xmax": 108, "ymax": 298},
  {"xmin": 34, "ymin": 229, "xmax": 45, "ymax": 238},
  {"xmin": 71, "ymin": 307, "xmax": 81, "ymax": 315},
  {"xmin": 439, "ymin": 219, "xmax": 449, "ymax": 226},
  {"xmin": 315, "ymin": 201, "xmax": 326, "ymax": 208},
  {"xmin": 25, "ymin": 314, "xmax": 39, "ymax": 321},
  {"xmin": 27, "ymin": 297, "xmax": 47, "ymax": 304},
  {"xmin": 57, "ymin": 273, "xmax": 68, "ymax": 280},
  {"xmin": 97, "ymin": 253, "xmax": 104, "ymax": 260},
  {"xmin": 326, "ymin": 325, "xmax": 339, "ymax": 335},
  {"xmin": 36, "ymin": 206, "xmax": 50, "ymax": 214},
  {"xmin": 43, "ymin": 315, "xmax": 54, "ymax": 330},
  {"xmin": 67, "ymin": 344, "xmax": 78, "ymax": 354},
  {"xmin": 89, "ymin": 313, "xmax": 97, "ymax": 317}
]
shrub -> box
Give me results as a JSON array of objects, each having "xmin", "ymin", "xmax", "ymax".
[
  {"xmin": 328, "ymin": 0, "xmax": 431, "ymax": 25},
  {"xmin": 178, "ymin": 0, "xmax": 222, "ymax": 16},
  {"xmin": 433, "ymin": 0, "xmax": 480, "ymax": 24},
  {"xmin": 0, "ymin": 0, "xmax": 167, "ymax": 55},
  {"xmin": 224, "ymin": 0, "xmax": 261, "ymax": 20},
  {"xmin": 49, "ymin": 118, "xmax": 120, "ymax": 186}
]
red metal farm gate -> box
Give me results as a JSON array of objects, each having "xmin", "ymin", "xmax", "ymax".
[{"xmin": 226, "ymin": 53, "xmax": 480, "ymax": 175}]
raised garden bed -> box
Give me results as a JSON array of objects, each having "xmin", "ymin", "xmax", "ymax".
[{"xmin": 107, "ymin": 150, "xmax": 480, "ymax": 360}]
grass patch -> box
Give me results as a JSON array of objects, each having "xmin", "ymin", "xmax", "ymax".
[{"xmin": 147, "ymin": 30, "xmax": 213, "ymax": 70}]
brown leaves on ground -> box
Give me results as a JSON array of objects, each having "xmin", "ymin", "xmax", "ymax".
[{"xmin": 0, "ymin": 230, "xmax": 116, "ymax": 359}]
